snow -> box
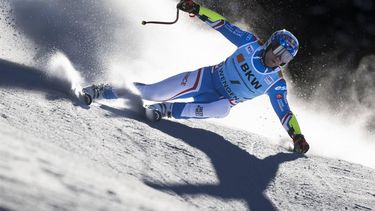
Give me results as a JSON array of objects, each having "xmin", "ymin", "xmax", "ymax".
[
  {"xmin": 1, "ymin": 0, "xmax": 375, "ymax": 210},
  {"xmin": 1, "ymin": 61, "xmax": 375, "ymax": 210}
]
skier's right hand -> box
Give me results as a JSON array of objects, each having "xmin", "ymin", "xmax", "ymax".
[
  {"xmin": 177, "ymin": 0, "xmax": 200, "ymax": 15},
  {"xmin": 293, "ymin": 134, "xmax": 310, "ymax": 154}
]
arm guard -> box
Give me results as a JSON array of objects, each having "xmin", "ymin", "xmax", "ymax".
[
  {"xmin": 281, "ymin": 112, "xmax": 302, "ymax": 138},
  {"xmin": 198, "ymin": 6, "xmax": 227, "ymax": 22}
]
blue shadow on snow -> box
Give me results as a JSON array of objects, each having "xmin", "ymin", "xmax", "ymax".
[{"xmin": 99, "ymin": 104, "xmax": 303, "ymax": 211}]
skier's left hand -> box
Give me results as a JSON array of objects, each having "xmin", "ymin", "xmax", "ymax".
[
  {"xmin": 177, "ymin": 0, "xmax": 200, "ymax": 15},
  {"xmin": 293, "ymin": 134, "xmax": 310, "ymax": 153}
]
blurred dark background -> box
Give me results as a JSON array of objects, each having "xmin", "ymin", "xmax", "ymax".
[{"xmin": 201, "ymin": 0, "xmax": 375, "ymax": 105}]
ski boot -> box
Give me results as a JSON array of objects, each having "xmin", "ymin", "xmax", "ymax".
[
  {"xmin": 82, "ymin": 83, "xmax": 116, "ymax": 105},
  {"xmin": 145, "ymin": 103, "xmax": 173, "ymax": 122}
]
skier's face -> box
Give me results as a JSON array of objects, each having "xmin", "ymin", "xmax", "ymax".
[{"xmin": 264, "ymin": 48, "xmax": 283, "ymax": 67}]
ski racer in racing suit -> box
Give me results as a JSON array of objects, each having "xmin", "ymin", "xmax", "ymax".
[{"xmin": 82, "ymin": 0, "xmax": 310, "ymax": 153}]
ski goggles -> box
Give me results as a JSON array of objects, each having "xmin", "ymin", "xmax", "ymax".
[{"xmin": 272, "ymin": 44, "xmax": 294, "ymax": 64}]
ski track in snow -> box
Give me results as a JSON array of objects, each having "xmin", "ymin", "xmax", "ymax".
[{"xmin": 1, "ymin": 61, "xmax": 375, "ymax": 211}]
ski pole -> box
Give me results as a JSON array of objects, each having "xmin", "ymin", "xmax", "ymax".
[{"xmin": 142, "ymin": 8, "xmax": 180, "ymax": 25}]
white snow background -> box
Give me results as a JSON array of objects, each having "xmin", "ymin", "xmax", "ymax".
[{"xmin": 0, "ymin": 0, "xmax": 375, "ymax": 210}]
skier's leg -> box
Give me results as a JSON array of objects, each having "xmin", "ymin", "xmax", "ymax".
[
  {"xmin": 145, "ymin": 98, "xmax": 232, "ymax": 121},
  {"xmin": 83, "ymin": 67, "xmax": 213, "ymax": 104},
  {"xmin": 134, "ymin": 68, "xmax": 206, "ymax": 102},
  {"xmin": 172, "ymin": 99, "xmax": 232, "ymax": 119},
  {"xmin": 81, "ymin": 67, "xmax": 206, "ymax": 105}
]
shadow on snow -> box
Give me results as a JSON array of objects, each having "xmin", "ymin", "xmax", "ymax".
[
  {"xmin": 99, "ymin": 104, "xmax": 302, "ymax": 210},
  {"xmin": 0, "ymin": 58, "xmax": 86, "ymax": 108},
  {"xmin": 145, "ymin": 119, "xmax": 302, "ymax": 210}
]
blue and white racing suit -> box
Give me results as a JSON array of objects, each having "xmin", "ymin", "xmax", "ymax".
[{"xmin": 133, "ymin": 6, "xmax": 302, "ymax": 138}]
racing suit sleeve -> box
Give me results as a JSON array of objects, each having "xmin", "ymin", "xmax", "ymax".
[
  {"xmin": 267, "ymin": 79, "xmax": 302, "ymax": 138},
  {"xmin": 196, "ymin": 6, "xmax": 258, "ymax": 47}
]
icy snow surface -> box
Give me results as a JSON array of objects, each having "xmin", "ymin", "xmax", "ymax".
[{"xmin": 0, "ymin": 59, "xmax": 375, "ymax": 211}]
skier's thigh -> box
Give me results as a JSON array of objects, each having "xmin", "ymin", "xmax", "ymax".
[{"xmin": 137, "ymin": 69, "xmax": 203, "ymax": 101}]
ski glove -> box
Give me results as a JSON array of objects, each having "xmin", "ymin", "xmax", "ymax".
[
  {"xmin": 293, "ymin": 134, "xmax": 310, "ymax": 153},
  {"xmin": 177, "ymin": 0, "xmax": 200, "ymax": 15}
]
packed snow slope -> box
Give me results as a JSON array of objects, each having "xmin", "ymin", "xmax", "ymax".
[{"xmin": 1, "ymin": 60, "xmax": 375, "ymax": 211}]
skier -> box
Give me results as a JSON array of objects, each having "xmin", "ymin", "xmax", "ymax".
[{"xmin": 82, "ymin": 0, "xmax": 310, "ymax": 153}]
